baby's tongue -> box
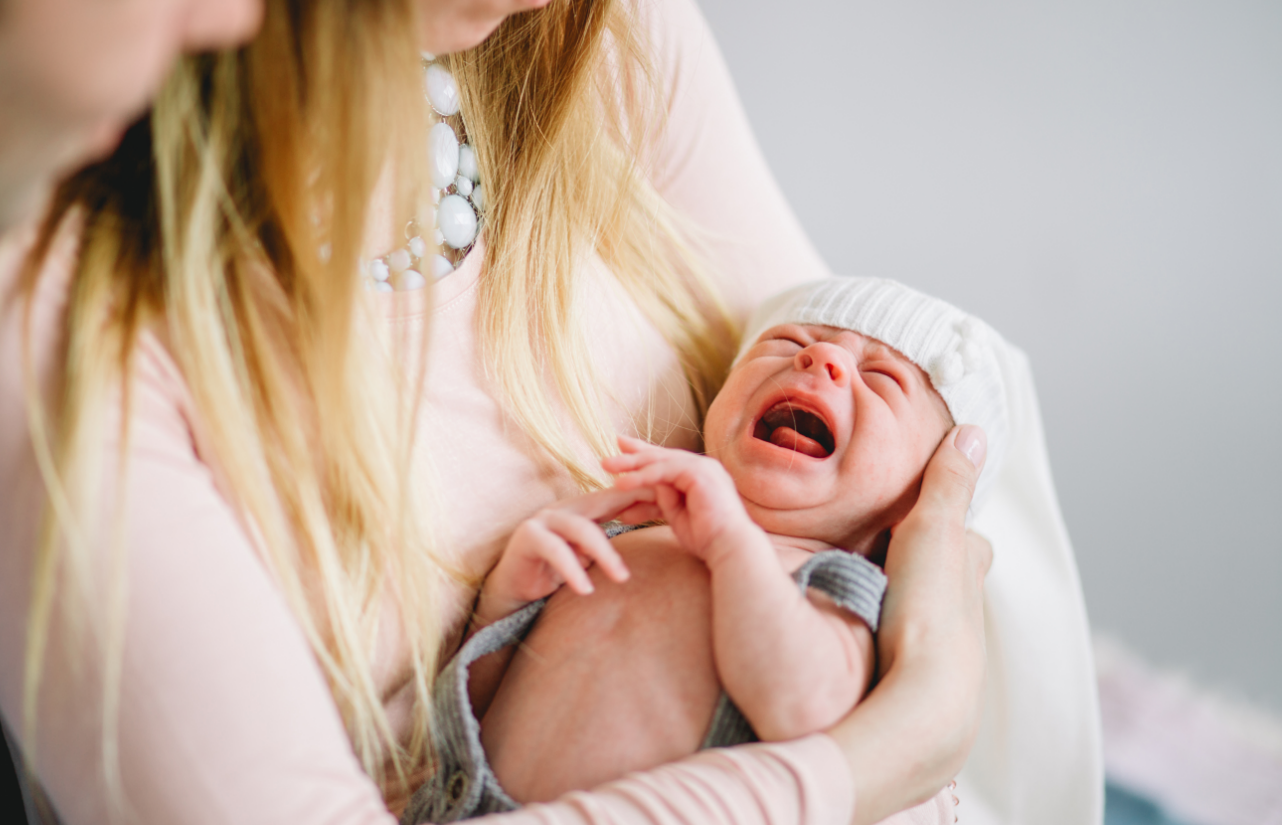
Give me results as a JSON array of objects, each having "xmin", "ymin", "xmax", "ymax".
[{"xmin": 769, "ymin": 426, "xmax": 828, "ymax": 458}]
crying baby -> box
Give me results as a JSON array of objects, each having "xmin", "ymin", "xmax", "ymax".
[{"xmin": 403, "ymin": 277, "xmax": 1016, "ymax": 824}]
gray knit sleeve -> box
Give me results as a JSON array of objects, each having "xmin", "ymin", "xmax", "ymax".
[{"xmin": 791, "ymin": 549, "xmax": 886, "ymax": 632}]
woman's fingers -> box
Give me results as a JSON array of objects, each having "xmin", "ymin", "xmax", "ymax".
[
  {"xmin": 917, "ymin": 423, "xmax": 984, "ymax": 515},
  {"xmin": 967, "ymin": 529, "xmax": 993, "ymax": 583},
  {"xmin": 884, "ymin": 424, "xmax": 985, "ymax": 587}
]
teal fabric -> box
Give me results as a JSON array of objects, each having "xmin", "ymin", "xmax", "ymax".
[{"xmin": 1105, "ymin": 783, "xmax": 1196, "ymax": 825}]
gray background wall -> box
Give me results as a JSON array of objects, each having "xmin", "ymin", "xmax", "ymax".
[{"xmin": 697, "ymin": 0, "xmax": 1282, "ymax": 713}]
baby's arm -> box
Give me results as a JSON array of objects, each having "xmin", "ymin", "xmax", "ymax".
[
  {"xmin": 706, "ymin": 544, "xmax": 876, "ymax": 740},
  {"xmin": 605, "ymin": 437, "xmax": 875, "ymax": 741},
  {"xmin": 466, "ymin": 487, "xmax": 642, "ymax": 715}
]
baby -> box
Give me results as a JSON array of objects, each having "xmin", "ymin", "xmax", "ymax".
[{"xmin": 404, "ymin": 278, "xmax": 1015, "ymax": 823}]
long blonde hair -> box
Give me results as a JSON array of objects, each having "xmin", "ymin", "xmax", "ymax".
[
  {"xmin": 448, "ymin": 1, "xmax": 735, "ymax": 487},
  {"xmin": 19, "ymin": 0, "xmax": 735, "ymax": 809}
]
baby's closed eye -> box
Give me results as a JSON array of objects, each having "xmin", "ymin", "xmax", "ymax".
[{"xmin": 860, "ymin": 363, "xmax": 907, "ymax": 394}]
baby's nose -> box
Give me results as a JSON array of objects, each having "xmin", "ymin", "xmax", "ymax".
[{"xmin": 795, "ymin": 343, "xmax": 847, "ymax": 384}]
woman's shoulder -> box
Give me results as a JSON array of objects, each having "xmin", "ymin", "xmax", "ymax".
[
  {"xmin": 0, "ymin": 211, "xmax": 201, "ymax": 470},
  {"xmin": 627, "ymin": 0, "xmax": 834, "ymax": 321},
  {"xmin": 0, "ymin": 215, "xmax": 80, "ymax": 451},
  {"xmin": 0, "ymin": 212, "xmax": 78, "ymax": 344}
]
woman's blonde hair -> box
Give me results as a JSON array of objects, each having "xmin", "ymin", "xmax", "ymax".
[{"xmin": 19, "ymin": 0, "xmax": 734, "ymax": 810}]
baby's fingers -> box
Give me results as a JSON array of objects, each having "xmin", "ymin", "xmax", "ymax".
[
  {"xmin": 542, "ymin": 511, "xmax": 630, "ymax": 584},
  {"xmin": 611, "ymin": 456, "xmax": 700, "ymax": 494},
  {"xmin": 599, "ymin": 448, "xmax": 661, "ymax": 473},
  {"xmin": 523, "ymin": 521, "xmax": 596, "ymax": 595},
  {"xmin": 615, "ymin": 502, "xmax": 664, "ymax": 524},
  {"xmin": 616, "ymin": 434, "xmax": 661, "ymax": 455},
  {"xmin": 562, "ymin": 485, "xmax": 657, "ymax": 521},
  {"xmin": 604, "ymin": 434, "xmax": 691, "ymax": 472}
]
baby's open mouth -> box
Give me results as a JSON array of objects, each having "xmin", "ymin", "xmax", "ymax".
[{"xmin": 753, "ymin": 402, "xmax": 835, "ymax": 458}]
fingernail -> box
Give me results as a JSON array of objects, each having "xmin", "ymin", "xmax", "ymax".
[{"xmin": 955, "ymin": 425, "xmax": 986, "ymax": 469}]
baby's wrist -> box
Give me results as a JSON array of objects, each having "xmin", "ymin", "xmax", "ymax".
[
  {"xmin": 472, "ymin": 586, "xmax": 525, "ymax": 628},
  {"xmin": 705, "ymin": 521, "xmax": 768, "ymax": 572}
]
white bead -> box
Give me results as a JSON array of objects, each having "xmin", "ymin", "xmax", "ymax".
[
  {"xmin": 370, "ymin": 259, "xmax": 390, "ymax": 282},
  {"xmin": 374, "ymin": 281, "xmax": 394, "ymax": 293},
  {"xmin": 389, "ymin": 248, "xmax": 412, "ymax": 272},
  {"xmin": 408, "ymin": 236, "xmax": 427, "ymax": 258},
  {"xmin": 430, "ymin": 254, "xmax": 454, "ymax": 279},
  {"xmin": 424, "ymin": 64, "xmax": 461, "ymax": 116},
  {"xmin": 454, "ymin": 175, "xmax": 473, "ymax": 197},
  {"xmin": 458, "ymin": 144, "xmax": 479, "ymax": 182},
  {"xmin": 430, "ymin": 187, "xmax": 441, "ymax": 205},
  {"xmin": 434, "ymin": 228, "xmax": 445, "ymax": 246},
  {"xmin": 428, "ymin": 122, "xmax": 460, "ymax": 189},
  {"xmin": 471, "ymin": 185, "xmax": 484, "ymax": 212},
  {"xmin": 399, "ymin": 270, "xmax": 427, "ymax": 291},
  {"xmin": 421, "ymin": 51, "xmax": 436, "ymax": 62},
  {"xmin": 437, "ymin": 194, "xmax": 478, "ymax": 249}
]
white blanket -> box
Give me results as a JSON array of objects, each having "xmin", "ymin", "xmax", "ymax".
[{"xmin": 956, "ymin": 346, "xmax": 1104, "ymax": 825}]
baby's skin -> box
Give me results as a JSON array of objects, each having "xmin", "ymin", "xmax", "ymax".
[{"xmin": 467, "ymin": 323, "xmax": 954, "ymax": 803}]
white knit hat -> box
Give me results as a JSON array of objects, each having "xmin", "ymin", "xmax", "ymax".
[{"xmin": 737, "ymin": 277, "xmax": 1019, "ymax": 516}]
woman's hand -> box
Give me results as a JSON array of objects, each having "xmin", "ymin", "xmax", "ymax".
[
  {"xmin": 828, "ymin": 425, "xmax": 994, "ymax": 825},
  {"xmin": 474, "ymin": 486, "xmax": 647, "ymax": 625}
]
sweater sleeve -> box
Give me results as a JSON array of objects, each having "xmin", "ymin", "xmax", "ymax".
[
  {"xmin": 0, "ymin": 269, "xmax": 399, "ymax": 823},
  {"xmin": 473, "ymin": 736, "xmax": 855, "ymax": 825},
  {"xmin": 639, "ymin": 0, "xmax": 834, "ymax": 326}
]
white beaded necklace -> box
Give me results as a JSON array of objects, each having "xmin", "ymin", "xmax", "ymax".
[{"xmin": 364, "ymin": 55, "xmax": 484, "ymax": 293}]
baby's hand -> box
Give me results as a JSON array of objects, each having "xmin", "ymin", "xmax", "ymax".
[
  {"xmin": 477, "ymin": 487, "xmax": 647, "ymax": 624},
  {"xmin": 603, "ymin": 435, "xmax": 761, "ymax": 568}
]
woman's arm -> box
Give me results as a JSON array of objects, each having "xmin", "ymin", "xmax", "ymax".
[
  {"xmin": 0, "ymin": 265, "xmax": 399, "ymax": 825},
  {"xmin": 828, "ymin": 426, "xmax": 992, "ymax": 825},
  {"xmin": 472, "ymin": 735, "xmax": 856, "ymax": 825}
]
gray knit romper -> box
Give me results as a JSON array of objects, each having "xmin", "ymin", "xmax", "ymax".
[{"xmin": 401, "ymin": 545, "xmax": 886, "ymax": 824}]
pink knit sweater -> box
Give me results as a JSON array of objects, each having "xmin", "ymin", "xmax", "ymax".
[{"xmin": 0, "ymin": 0, "xmax": 953, "ymax": 822}]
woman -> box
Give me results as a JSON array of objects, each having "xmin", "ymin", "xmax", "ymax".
[
  {"xmin": 0, "ymin": 0, "xmax": 262, "ymax": 230},
  {"xmin": 0, "ymin": 0, "xmax": 992, "ymax": 824}
]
